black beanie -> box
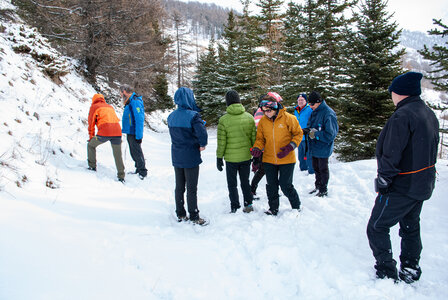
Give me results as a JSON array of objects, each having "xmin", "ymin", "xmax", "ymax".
[
  {"xmin": 388, "ymin": 72, "xmax": 423, "ymax": 96},
  {"xmin": 308, "ymin": 91, "xmax": 322, "ymax": 104},
  {"xmin": 297, "ymin": 93, "xmax": 308, "ymax": 102},
  {"xmin": 225, "ymin": 90, "xmax": 241, "ymax": 106}
]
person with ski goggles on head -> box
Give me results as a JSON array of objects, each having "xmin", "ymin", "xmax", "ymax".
[{"xmin": 251, "ymin": 92, "xmax": 303, "ymax": 216}]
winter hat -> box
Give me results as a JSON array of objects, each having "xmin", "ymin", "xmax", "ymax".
[
  {"xmin": 308, "ymin": 91, "xmax": 322, "ymax": 104},
  {"xmin": 297, "ymin": 93, "xmax": 307, "ymax": 102},
  {"xmin": 92, "ymin": 93, "xmax": 105, "ymax": 103},
  {"xmin": 267, "ymin": 92, "xmax": 283, "ymax": 102},
  {"xmin": 225, "ymin": 90, "xmax": 241, "ymax": 106},
  {"xmin": 388, "ymin": 72, "xmax": 423, "ymax": 96}
]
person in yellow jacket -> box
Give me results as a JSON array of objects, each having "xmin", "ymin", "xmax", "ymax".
[
  {"xmin": 251, "ymin": 92, "xmax": 303, "ymax": 216},
  {"xmin": 87, "ymin": 93, "xmax": 125, "ymax": 182}
]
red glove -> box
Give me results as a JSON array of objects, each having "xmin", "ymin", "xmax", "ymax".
[
  {"xmin": 277, "ymin": 144, "xmax": 294, "ymax": 159},
  {"xmin": 250, "ymin": 147, "xmax": 263, "ymax": 158}
]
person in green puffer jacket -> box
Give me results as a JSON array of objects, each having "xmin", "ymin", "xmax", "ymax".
[{"xmin": 217, "ymin": 90, "xmax": 256, "ymax": 213}]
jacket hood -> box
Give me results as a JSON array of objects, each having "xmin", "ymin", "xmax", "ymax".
[
  {"xmin": 226, "ymin": 103, "xmax": 245, "ymax": 115},
  {"xmin": 174, "ymin": 87, "xmax": 200, "ymax": 111},
  {"xmin": 92, "ymin": 93, "xmax": 105, "ymax": 104},
  {"xmin": 130, "ymin": 92, "xmax": 143, "ymax": 102}
]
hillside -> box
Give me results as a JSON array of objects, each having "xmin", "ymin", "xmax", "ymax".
[{"xmin": 1, "ymin": 2, "xmax": 448, "ymax": 300}]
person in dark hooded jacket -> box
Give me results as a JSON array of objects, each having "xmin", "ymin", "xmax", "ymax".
[
  {"xmin": 367, "ymin": 71, "xmax": 439, "ymax": 283},
  {"xmin": 167, "ymin": 87, "xmax": 208, "ymax": 225}
]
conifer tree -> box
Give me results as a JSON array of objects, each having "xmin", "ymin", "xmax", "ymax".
[
  {"xmin": 281, "ymin": 0, "xmax": 320, "ymax": 102},
  {"xmin": 335, "ymin": 0, "xmax": 404, "ymax": 162},
  {"xmin": 193, "ymin": 39, "xmax": 224, "ymax": 125},
  {"xmin": 418, "ymin": 19, "xmax": 448, "ymax": 93},
  {"xmin": 313, "ymin": 0, "xmax": 356, "ymax": 106},
  {"xmin": 256, "ymin": 0, "xmax": 285, "ymax": 89},
  {"xmin": 218, "ymin": 10, "xmax": 239, "ymax": 92},
  {"xmin": 235, "ymin": 0, "xmax": 264, "ymax": 109},
  {"xmin": 418, "ymin": 19, "xmax": 448, "ymax": 157}
]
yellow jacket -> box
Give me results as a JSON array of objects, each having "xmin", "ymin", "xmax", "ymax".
[{"xmin": 253, "ymin": 108, "xmax": 303, "ymax": 165}]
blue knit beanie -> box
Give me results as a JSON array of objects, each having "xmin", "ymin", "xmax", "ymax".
[
  {"xmin": 297, "ymin": 93, "xmax": 307, "ymax": 102},
  {"xmin": 388, "ymin": 72, "xmax": 423, "ymax": 96}
]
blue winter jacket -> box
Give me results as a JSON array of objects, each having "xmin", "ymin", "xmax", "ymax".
[
  {"xmin": 122, "ymin": 93, "xmax": 145, "ymax": 140},
  {"xmin": 294, "ymin": 104, "xmax": 312, "ymax": 141},
  {"xmin": 307, "ymin": 101, "xmax": 338, "ymax": 158},
  {"xmin": 167, "ymin": 87, "xmax": 208, "ymax": 168}
]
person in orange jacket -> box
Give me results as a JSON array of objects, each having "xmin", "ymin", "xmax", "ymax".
[
  {"xmin": 87, "ymin": 93, "xmax": 125, "ymax": 182},
  {"xmin": 251, "ymin": 92, "xmax": 303, "ymax": 215}
]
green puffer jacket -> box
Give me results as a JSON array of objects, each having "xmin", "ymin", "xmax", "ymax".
[{"xmin": 217, "ymin": 103, "xmax": 256, "ymax": 163}]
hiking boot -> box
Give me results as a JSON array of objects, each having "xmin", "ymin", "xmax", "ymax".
[
  {"xmin": 309, "ymin": 188, "xmax": 318, "ymax": 194},
  {"xmin": 138, "ymin": 174, "xmax": 146, "ymax": 180},
  {"xmin": 191, "ymin": 217, "xmax": 208, "ymax": 226},
  {"xmin": 243, "ymin": 205, "xmax": 254, "ymax": 213},
  {"xmin": 87, "ymin": 166, "xmax": 96, "ymax": 171},
  {"xmin": 264, "ymin": 209, "xmax": 278, "ymax": 216},
  {"xmin": 177, "ymin": 215, "xmax": 189, "ymax": 222},
  {"xmin": 375, "ymin": 262, "xmax": 398, "ymax": 282},
  {"xmin": 399, "ymin": 263, "xmax": 422, "ymax": 284},
  {"xmin": 316, "ymin": 190, "xmax": 328, "ymax": 197},
  {"xmin": 118, "ymin": 178, "xmax": 125, "ymax": 183}
]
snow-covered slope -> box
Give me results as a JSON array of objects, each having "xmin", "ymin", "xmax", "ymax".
[{"xmin": 1, "ymin": 2, "xmax": 448, "ymax": 300}]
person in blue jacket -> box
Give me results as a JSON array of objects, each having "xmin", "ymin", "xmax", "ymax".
[
  {"xmin": 120, "ymin": 85, "xmax": 148, "ymax": 179},
  {"xmin": 167, "ymin": 87, "xmax": 208, "ymax": 226},
  {"xmin": 294, "ymin": 93, "xmax": 314, "ymax": 174},
  {"xmin": 367, "ymin": 72, "xmax": 439, "ymax": 283},
  {"xmin": 303, "ymin": 91, "xmax": 338, "ymax": 197}
]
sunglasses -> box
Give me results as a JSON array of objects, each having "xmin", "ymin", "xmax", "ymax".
[{"xmin": 262, "ymin": 108, "xmax": 274, "ymax": 113}]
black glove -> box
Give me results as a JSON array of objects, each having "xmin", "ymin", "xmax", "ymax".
[
  {"xmin": 136, "ymin": 139, "xmax": 142, "ymax": 144},
  {"xmin": 302, "ymin": 128, "xmax": 310, "ymax": 134},
  {"xmin": 374, "ymin": 176, "xmax": 389, "ymax": 194},
  {"xmin": 252, "ymin": 156, "xmax": 261, "ymax": 172},
  {"xmin": 309, "ymin": 128, "xmax": 318, "ymax": 139},
  {"xmin": 217, "ymin": 157, "xmax": 224, "ymax": 172}
]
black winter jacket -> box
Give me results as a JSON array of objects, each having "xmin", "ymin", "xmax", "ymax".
[{"xmin": 376, "ymin": 95, "xmax": 439, "ymax": 200}]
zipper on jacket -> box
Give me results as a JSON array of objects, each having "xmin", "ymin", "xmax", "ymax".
[{"xmin": 272, "ymin": 119, "xmax": 277, "ymax": 165}]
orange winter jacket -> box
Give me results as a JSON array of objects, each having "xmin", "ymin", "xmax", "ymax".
[
  {"xmin": 253, "ymin": 108, "xmax": 303, "ymax": 165},
  {"xmin": 88, "ymin": 94, "xmax": 122, "ymax": 139}
]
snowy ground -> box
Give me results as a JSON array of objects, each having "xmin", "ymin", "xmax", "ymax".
[
  {"xmin": 1, "ymin": 127, "xmax": 448, "ymax": 300},
  {"xmin": 1, "ymin": 1, "xmax": 448, "ymax": 299}
]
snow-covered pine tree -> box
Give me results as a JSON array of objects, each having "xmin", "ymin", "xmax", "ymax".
[
  {"xmin": 418, "ymin": 19, "xmax": 448, "ymax": 157},
  {"xmin": 193, "ymin": 39, "xmax": 224, "ymax": 125},
  {"xmin": 313, "ymin": 0, "xmax": 356, "ymax": 107},
  {"xmin": 335, "ymin": 0, "xmax": 404, "ymax": 162},
  {"xmin": 235, "ymin": 0, "xmax": 264, "ymax": 110},
  {"xmin": 256, "ymin": 0, "xmax": 285, "ymax": 90},
  {"xmin": 280, "ymin": 0, "xmax": 320, "ymax": 103},
  {"xmin": 419, "ymin": 19, "xmax": 448, "ymax": 94}
]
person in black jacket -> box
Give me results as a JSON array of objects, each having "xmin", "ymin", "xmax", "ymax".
[{"xmin": 367, "ymin": 72, "xmax": 439, "ymax": 283}]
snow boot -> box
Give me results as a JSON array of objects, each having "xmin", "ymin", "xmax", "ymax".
[
  {"xmin": 264, "ymin": 209, "xmax": 278, "ymax": 216},
  {"xmin": 316, "ymin": 190, "xmax": 328, "ymax": 197},
  {"xmin": 177, "ymin": 215, "xmax": 189, "ymax": 222},
  {"xmin": 243, "ymin": 204, "xmax": 254, "ymax": 213},
  {"xmin": 191, "ymin": 217, "xmax": 208, "ymax": 226},
  {"xmin": 399, "ymin": 262, "xmax": 422, "ymax": 284},
  {"xmin": 375, "ymin": 262, "xmax": 398, "ymax": 282},
  {"xmin": 309, "ymin": 188, "xmax": 318, "ymax": 194}
]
